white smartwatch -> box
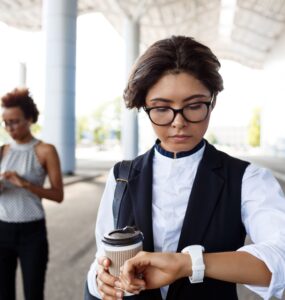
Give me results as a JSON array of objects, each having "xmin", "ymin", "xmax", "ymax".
[{"xmin": 182, "ymin": 245, "xmax": 205, "ymax": 283}]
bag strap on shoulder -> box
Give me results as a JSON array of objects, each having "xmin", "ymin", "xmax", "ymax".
[
  {"xmin": 0, "ymin": 145, "xmax": 4, "ymax": 161},
  {"xmin": 112, "ymin": 160, "xmax": 133, "ymax": 229}
]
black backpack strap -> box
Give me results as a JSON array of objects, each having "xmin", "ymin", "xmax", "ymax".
[{"xmin": 113, "ymin": 160, "xmax": 133, "ymax": 229}]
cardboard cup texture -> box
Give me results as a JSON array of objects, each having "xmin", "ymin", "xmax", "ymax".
[
  {"xmin": 104, "ymin": 241, "xmax": 143, "ymax": 277},
  {"xmin": 102, "ymin": 226, "xmax": 144, "ymax": 277}
]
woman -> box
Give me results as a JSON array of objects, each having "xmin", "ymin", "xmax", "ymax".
[
  {"xmin": 0, "ymin": 88, "xmax": 63, "ymax": 300},
  {"xmin": 87, "ymin": 36, "xmax": 285, "ymax": 300}
]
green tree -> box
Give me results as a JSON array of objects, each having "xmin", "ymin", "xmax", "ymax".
[
  {"xmin": 31, "ymin": 123, "xmax": 42, "ymax": 136},
  {"xmin": 91, "ymin": 96, "xmax": 121, "ymax": 145},
  {"xmin": 206, "ymin": 131, "xmax": 218, "ymax": 144},
  {"xmin": 76, "ymin": 116, "xmax": 89, "ymax": 143},
  {"xmin": 248, "ymin": 108, "xmax": 261, "ymax": 147}
]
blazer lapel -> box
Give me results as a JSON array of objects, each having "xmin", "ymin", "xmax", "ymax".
[
  {"xmin": 177, "ymin": 142, "xmax": 224, "ymax": 251},
  {"xmin": 128, "ymin": 148, "xmax": 155, "ymax": 252},
  {"xmin": 167, "ymin": 143, "xmax": 224, "ymax": 300}
]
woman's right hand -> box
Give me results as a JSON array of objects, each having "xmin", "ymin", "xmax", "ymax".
[{"xmin": 97, "ymin": 256, "xmax": 124, "ymax": 300}]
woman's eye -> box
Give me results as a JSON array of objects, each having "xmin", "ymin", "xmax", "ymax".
[
  {"xmin": 154, "ymin": 107, "xmax": 170, "ymax": 113},
  {"xmin": 186, "ymin": 103, "xmax": 203, "ymax": 110}
]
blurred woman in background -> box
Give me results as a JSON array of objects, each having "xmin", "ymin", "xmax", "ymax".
[{"xmin": 0, "ymin": 88, "xmax": 63, "ymax": 300}]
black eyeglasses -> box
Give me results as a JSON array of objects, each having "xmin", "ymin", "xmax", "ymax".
[
  {"xmin": 1, "ymin": 119, "xmax": 27, "ymax": 129},
  {"xmin": 144, "ymin": 97, "xmax": 214, "ymax": 126}
]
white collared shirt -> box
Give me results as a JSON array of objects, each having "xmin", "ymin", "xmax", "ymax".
[{"xmin": 88, "ymin": 145, "xmax": 285, "ymax": 300}]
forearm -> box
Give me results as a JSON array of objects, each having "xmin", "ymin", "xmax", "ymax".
[
  {"xmin": 23, "ymin": 181, "xmax": 63, "ymax": 202},
  {"xmin": 203, "ymin": 251, "xmax": 271, "ymax": 286}
]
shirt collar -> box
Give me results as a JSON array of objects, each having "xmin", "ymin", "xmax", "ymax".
[{"xmin": 155, "ymin": 139, "xmax": 205, "ymax": 159}]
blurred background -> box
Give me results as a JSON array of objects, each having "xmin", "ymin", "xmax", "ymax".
[{"xmin": 1, "ymin": 0, "xmax": 285, "ymax": 164}]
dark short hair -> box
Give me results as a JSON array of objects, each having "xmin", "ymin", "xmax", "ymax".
[
  {"xmin": 124, "ymin": 36, "xmax": 224, "ymax": 109},
  {"xmin": 1, "ymin": 88, "xmax": 39, "ymax": 123}
]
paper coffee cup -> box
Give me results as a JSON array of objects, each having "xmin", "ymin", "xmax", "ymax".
[{"xmin": 102, "ymin": 226, "xmax": 144, "ymax": 277}]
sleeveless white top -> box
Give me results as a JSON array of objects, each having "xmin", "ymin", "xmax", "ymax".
[{"xmin": 0, "ymin": 138, "xmax": 47, "ymax": 222}]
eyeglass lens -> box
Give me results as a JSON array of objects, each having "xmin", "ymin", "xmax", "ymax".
[{"xmin": 148, "ymin": 102, "xmax": 210, "ymax": 125}]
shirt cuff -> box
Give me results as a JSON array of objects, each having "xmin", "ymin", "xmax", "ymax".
[
  {"xmin": 87, "ymin": 259, "xmax": 102, "ymax": 299},
  {"xmin": 238, "ymin": 244, "xmax": 285, "ymax": 300}
]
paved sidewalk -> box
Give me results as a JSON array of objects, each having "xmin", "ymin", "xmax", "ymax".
[
  {"xmin": 16, "ymin": 158, "xmax": 113, "ymax": 300},
  {"xmin": 15, "ymin": 155, "xmax": 285, "ymax": 300}
]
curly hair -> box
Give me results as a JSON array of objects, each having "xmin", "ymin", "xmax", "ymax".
[
  {"xmin": 124, "ymin": 36, "xmax": 224, "ymax": 109},
  {"xmin": 1, "ymin": 88, "xmax": 39, "ymax": 123}
]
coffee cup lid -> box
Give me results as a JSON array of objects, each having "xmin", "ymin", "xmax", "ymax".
[{"xmin": 102, "ymin": 226, "xmax": 144, "ymax": 246}]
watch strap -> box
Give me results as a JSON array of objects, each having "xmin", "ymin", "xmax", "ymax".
[{"xmin": 182, "ymin": 245, "xmax": 205, "ymax": 283}]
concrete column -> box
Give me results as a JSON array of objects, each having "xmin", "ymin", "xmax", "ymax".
[
  {"xmin": 122, "ymin": 17, "xmax": 140, "ymax": 159},
  {"xmin": 42, "ymin": 0, "xmax": 77, "ymax": 174},
  {"xmin": 263, "ymin": 32, "xmax": 285, "ymax": 157},
  {"xmin": 18, "ymin": 62, "xmax": 27, "ymax": 87}
]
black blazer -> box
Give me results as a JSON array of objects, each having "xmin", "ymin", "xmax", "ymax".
[{"xmin": 113, "ymin": 141, "xmax": 249, "ymax": 300}]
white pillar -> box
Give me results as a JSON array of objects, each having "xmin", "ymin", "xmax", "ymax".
[
  {"xmin": 263, "ymin": 32, "xmax": 285, "ymax": 157},
  {"xmin": 122, "ymin": 18, "xmax": 140, "ymax": 159},
  {"xmin": 42, "ymin": 0, "xmax": 77, "ymax": 174},
  {"xmin": 18, "ymin": 62, "xmax": 27, "ymax": 87}
]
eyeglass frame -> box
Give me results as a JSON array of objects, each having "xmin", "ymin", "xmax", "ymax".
[
  {"xmin": 1, "ymin": 118, "xmax": 28, "ymax": 129},
  {"xmin": 143, "ymin": 96, "xmax": 215, "ymax": 126}
]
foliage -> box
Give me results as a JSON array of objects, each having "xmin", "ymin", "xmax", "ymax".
[
  {"xmin": 76, "ymin": 96, "xmax": 122, "ymax": 146},
  {"xmin": 206, "ymin": 131, "xmax": 218, "ymax": 144},
  {"xmin": 76, "ymin": 116, "xmax": 90, "ymax": 143},
  {"xmin": 248, "ymin": 107, "xmax": 261, "ymax": 147},
  {"xmin": 31, "ymin": 123, "xmax": 42, "ymax": 136}
]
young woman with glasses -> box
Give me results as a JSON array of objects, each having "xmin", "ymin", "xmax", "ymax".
[
  {"xmin": 0, "ymin": 88, "xmax": 64, "ymax": 300},
  {"xmin": 86, "ymin": 36, "xmax": 285, "ymax": 300}
]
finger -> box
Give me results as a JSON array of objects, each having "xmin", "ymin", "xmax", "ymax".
[
  {"xmin": 97, "ymin": 278, "xmax": 123, "ymax": 299},
  {"xmin": 119, "ymin": 266, "xmax": 145, "ymax": 285},
  {"xmin": 103, "ymin": 258, "xmax": 111, "ymax": 269},
  {"xmin": 118, "ymin": 265, "xmax": 146, "ymax": 293},
  {"xmin": 115, "ymin": 278, "xmax": 144, "ymax": 295},
  {"xmin": 98, "ymin": 256, "xmax": 107, "ymax": 264},
  {"xmin": 119, "ymin": 273, "xmax": 146, "ymax": 290},
  {"xmin": 98, "ymin": 256, "xmax": 111, "ymax": 269},
  {"xmin": 97, "ymin": 269, "xmax": 118, "ymax": 289},
  {"xmin": 120, "ymin": 258, "xmax": 143, "ymax": 283}
]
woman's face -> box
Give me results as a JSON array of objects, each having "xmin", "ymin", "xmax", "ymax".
[
  {"xmin": 145, "ymin": 72, "xmax": 214, "ymax": 153},
  {"xmin": 1, "ymin": 107, "xmax": 31, "ymax": 141}
]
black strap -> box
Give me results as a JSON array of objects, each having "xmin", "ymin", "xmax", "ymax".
[
  {"xmin": 0, "ymin": 145, "xmax": 4, "ymax": 163},
  {"xmin": 112, "ymin": 160, "xmax": 133, "ymax": 229}
]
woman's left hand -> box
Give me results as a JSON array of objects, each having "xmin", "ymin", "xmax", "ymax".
[
  {"xmin": 2, "ymin": 171, "xmax": 29, "ymax": 188},
  {"xmin": 118, "ymin": 251, "xmax": 191, "ymax": 292}
]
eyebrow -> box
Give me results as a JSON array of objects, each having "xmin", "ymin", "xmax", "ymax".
[{"xmin": 148, "ymin": 94, "xmax": 210, "ymax": 103}]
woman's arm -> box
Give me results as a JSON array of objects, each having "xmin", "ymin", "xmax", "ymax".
[
  {"xmin": 119, "ymin": 250, "xmax": 271, "ymax": 292},
  {"xmin": 2, "ymin": 143, "xmax": 63, "ymax": 202},
  {"xmin": 204, "ymin": 251, "xmax": 271, "ymax": 286},
  {"xmin": 87, "ymin": 167, "xmax": 121, "ymax": 299},
  {"xmin": 27, "ymin": 143, "xmax": 63, "ymax": 202}
]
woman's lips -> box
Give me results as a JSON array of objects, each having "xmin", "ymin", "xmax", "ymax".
[{"xmin": 170, "ymin": 135, "xmax": 191, "ymax": 142}]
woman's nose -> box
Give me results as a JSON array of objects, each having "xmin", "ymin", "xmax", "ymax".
[{"xmin": 171, "ymin": 112, "xmax": 187, "ymax": 128}]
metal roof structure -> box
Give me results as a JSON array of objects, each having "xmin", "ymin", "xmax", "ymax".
[{"xmin": 0, "ymin": 0, "xmax": 285, "ymax": 68}]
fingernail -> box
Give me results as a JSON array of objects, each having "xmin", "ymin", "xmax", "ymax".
[
  {"xmin": 114, "ymin": 281, "xmax": 120, "ymax": 288},
  {"xmin": 116, "ymin": 291, "xmax": 123, "ymax": 298}
]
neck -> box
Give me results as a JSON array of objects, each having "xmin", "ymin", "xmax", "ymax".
[{"xmin": 14, "ymin": 133, "xmax": 34, "ymax": 144}]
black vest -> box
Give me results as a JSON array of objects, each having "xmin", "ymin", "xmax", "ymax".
[{"xmin": 114, "ymin": 141, "xmax": 249, "ymax": 300}]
